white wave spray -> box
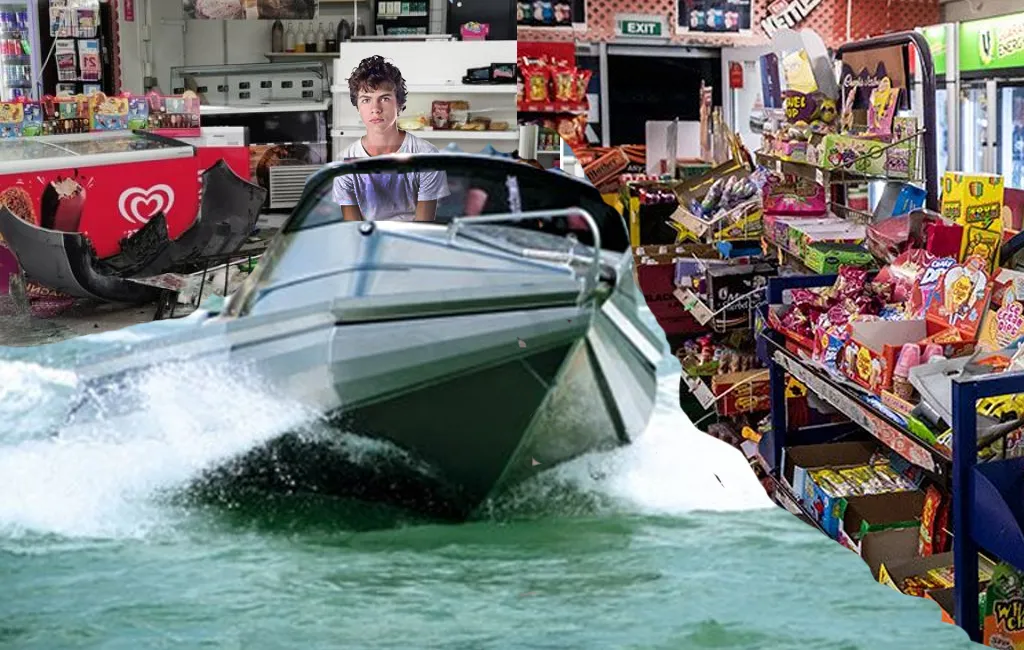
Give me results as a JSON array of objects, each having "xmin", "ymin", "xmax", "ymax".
[
  {"xmin": 0, "ymin": 358, "xmax": 319, "ymax": 540},
  {"xmin": 494, "ymin": 306, "xmax": 773, "ymax": 518}
]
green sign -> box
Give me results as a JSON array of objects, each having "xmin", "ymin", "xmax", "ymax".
[
  {"xmin": 960, "ymin": 12, "xmax": 1024, "ymax": 73},
  {"xmin": 921, "ymin": 25, "xmax": 946, "ymax": 76},
  {"xmin": 619, "ymin": 19, "xmax": 662, "ymax": 37}
]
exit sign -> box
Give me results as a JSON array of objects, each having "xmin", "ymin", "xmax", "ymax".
[{"xmin": 616, "ymin": 14, "xmax": 667, "ymax": 38}]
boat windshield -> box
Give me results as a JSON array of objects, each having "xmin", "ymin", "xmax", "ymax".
[{"xmin": 281, "ymin": 153, "xmax": 630, "ymax": 253}]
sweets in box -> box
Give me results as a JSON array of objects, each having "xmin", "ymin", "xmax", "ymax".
[
  {"xmin": 942, "ymin": 172, "xmax": 1004, "ymax": 229},
  {"xmin": 984, "ymin": 563, "xmax": 1024, "ymax": 649},
  {"xmin": 814, "ymin": 121, "xmax": 917, "ymax": 180},
  {"xmin": 711, "ymin": 370, "xmax": 770, "ymax": 416},
  {"xmin": 804, "ymin": 242, "xmax": 874, "ymax": 274},
  {"xmin": 762, "ymin": 174, "xmax": 826, "ymax": 217},
  {"xmin": 787, "ymin": 221, "xmax": 865, "ymax": 259},
  {"xmin": 803, "ymin": 463, "xmax": 917, "ymax": 538}
]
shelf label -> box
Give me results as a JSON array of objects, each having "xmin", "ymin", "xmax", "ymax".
[
  {"xmin": 692, "ymin": 379, "xmax": 717, "ymax": 409},
  {"xmin": 674, "ymin": 288, "xmax": 714, "ymax": 325},
  {"xmin": 772, "ymin": 351, "xmax": 938, "ymax": 473}
]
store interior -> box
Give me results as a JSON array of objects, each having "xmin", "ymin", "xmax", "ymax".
[
  {"xmin": 0, "ymin": 0, "xmax": 530, "ymax": 341},
  {"xmin": 538, "ymin": 1, "xmax": 1024, "ymax": 648}
]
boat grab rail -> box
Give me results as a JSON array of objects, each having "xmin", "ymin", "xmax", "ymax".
[{"xmin": 447, "ymin": 207, "xmax": 602, "ymax": 295}]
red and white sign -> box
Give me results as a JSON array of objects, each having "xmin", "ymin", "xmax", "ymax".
[
  {"xmin": 0, "ymin": 156, "xmax": 199, "ymax": 258},
  {"xmin": 729, "ymin": 61, "xmax": 744, "ymax": 89},
  {"xmin": 123, "ymin": 0, "xmax": 134, "ymax": 22}
]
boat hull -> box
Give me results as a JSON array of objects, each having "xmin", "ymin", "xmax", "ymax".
[{"xmin": 68, "ymin": 218, "xmax": 662, "ymax": 519}]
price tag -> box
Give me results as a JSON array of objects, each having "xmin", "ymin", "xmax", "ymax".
[
  {"xmin": 692, "ymin": 379, "xmax": 717, "ymax": 409},
  {"xmin": 673, "ymin": 288, "xmax": 714, "ymax": 325},
  {"xmin": 775, "ymin": 159, "xmax": 782, "ymax": 173},
  {"xmin": 815, "ymin": 168, "xmax": 825, "ymax": 186}
]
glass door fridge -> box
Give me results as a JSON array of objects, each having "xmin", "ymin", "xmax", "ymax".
[
  {"xmin": 936, "ymin": 88, "xmax": 948, "ymax": 175},
  {"xmin": 961, "ymin": 80, "xmax": 996, "ymax": 175},
  {"xmin": 997, "ymin": 82, "xmax": 1024, "ymax": 189},
  {"xmin": 0, "ymin": 2, "xmax": 41, "ymax": 101}
]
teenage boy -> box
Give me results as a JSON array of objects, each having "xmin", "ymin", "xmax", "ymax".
[{"xmin": 332, "ymin": 55, "xmax": 450, "ymax": 222}]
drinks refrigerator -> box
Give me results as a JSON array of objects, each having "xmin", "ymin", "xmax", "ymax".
[
  {"xmin": 0, "ymin": 1, "xmax": 42, "ymax": 101},
  {"xmin": 958, "ymin": 76, "xmax": 1024, "ymax": 190}
]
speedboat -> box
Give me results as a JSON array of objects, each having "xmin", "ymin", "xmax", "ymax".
[{"xmin": 63, "ymin": 153, "xmax": 667, "ymax": 519}]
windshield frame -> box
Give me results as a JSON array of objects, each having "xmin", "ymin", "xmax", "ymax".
[{"xmin": 279, "ymin": 152, "xmax": 630, "ymax": 253}]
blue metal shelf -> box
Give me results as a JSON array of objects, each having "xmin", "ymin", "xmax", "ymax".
[
  {"xmin": 952, "ymin": 370, "xmax": 1024, "ymax": 642},
  {"xmin": 761, "ymin": 272, "xmax": 1024, "ymax": 644}
]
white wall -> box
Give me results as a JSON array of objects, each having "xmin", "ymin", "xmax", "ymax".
[
  {"xmin": 118, "ymin": 0, "xmax": 445, "ymax": 95},
  {"xmin": 720, "ymin": 45, "xmax": 772, "ymax": 153}
]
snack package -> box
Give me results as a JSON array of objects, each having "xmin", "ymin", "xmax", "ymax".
[
  {"xmin": 918, "ymin": 484, "xmax": 943, "ymax": 556},
  {"xmin": 555, "ymin": 113, "xmax": 587, "ymax": 147},
  {"xmin": 838, "ymin": 465, "xmax": 890, "ymax": 495},
  {"xmin": 552, "ymin": 65, "xmax": 575, "ymax": 103},
  {"xmin": 781, "ymin": 50, "xmax": 818, "ymax": 94},
  {"xmin": 521, "ymin": 64, "xmax": 550, "ymax": 104}
]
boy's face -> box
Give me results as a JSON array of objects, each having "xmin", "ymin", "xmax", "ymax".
[{"xmin": 357, "ymin": 85, "xmax": 399, "ymax": 134}]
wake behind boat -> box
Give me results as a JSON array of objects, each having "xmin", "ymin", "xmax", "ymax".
[{"xmin": 60, "ymin": 153, "xmax": 666, "ymax": 519}]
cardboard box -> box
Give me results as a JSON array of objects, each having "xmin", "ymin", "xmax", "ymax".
[
  {"xmin": 839, "ymin": 319, "xmax": 927, "ymax": 393},
  {"xmin": 878, "ymin": 552, "xmax": 956, "ymax": 594},
  {"xmin": 837, "ymin": 492, "xmax": 925, "ymax": 561},
  {"xmin": 814, "ymin": 118, "xmax": 918, "ymax": 179},
  {"xmin": 711, "ymin": 370, "xmax": 770, "ymax": 416},
  {"xmin": 786, "ymin": 221, "xmax": 865, "ymax": 259},
  {"xmin": 942, "ymin": 172, "xmax": 1004, "ymax": 229},
  {"xmin": 804, "ymin": 242, "xmax": 874, "ymax": 274},
  {"xmin": 705, "ymin": 263, "xmax": 775, "ymax": 319},
  {"xmin": 782, "ymin": 441, "xmax": 878, "ymax": 536},
  {"xmin": 843, "ymin": 491, "xmax": 926, "ymax": 541},
  {"xmin": 762, "ymin": 174, "xmax": 826, "ymax": 217},
  {"xmin": 815, "ymin": 134, "xmax": 889, "ymax": 177},
  {"xmin": 851, "ymin": 526, "xmax": 921, "ymax": 579},
  {"xmin": 766, "ymin": 303, "xmax": 816, "ymax": 354},
  {"xmin": 880, "ymin": 552, "xmax": 995, "ymax": 590},
  {"xmin": 635, "ymin": 262, "xmax": 704, "ymax": 336}
]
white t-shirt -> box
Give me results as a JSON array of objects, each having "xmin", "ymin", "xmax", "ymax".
[{"xmin": 332, "ymin": 132, "xmax": 451, "ymax": 221}]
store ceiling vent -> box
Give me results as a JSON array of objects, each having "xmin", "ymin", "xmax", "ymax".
[{"xmin": 268, "ymin": 164, "xmax": 323, "ymax": 210}]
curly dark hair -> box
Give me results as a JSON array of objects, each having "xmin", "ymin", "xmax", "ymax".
[{"xmin": 348, "ymin": 55, "xmax": 408, "ymax": 111}]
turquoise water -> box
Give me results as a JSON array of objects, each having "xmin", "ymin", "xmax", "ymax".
[{"xmin": 0, "ymin": 313, "xmax": 981, "ymax": 649}]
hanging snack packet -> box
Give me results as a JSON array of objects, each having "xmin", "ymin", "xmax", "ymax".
[
  {"xmin": 552, "ymin": 63, "xmax": 576, "ymax": 103},
  {"xmin": 521, "ymin": 63, "xmax": 551, "ymax": 104}
]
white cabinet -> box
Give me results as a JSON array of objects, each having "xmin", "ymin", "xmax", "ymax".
[{"xmin": 331, "ymin": 40, "xmax": 518, "ymax": 157}]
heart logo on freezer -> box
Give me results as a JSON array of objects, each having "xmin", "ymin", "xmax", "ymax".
[{"xmin": 118, "ymin": 184, "xmax": 175, "ymax": 225}]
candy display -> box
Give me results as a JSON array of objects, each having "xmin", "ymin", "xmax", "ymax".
[
  {"xmin": 723, "ymin": 27, "xmax": 1024, "ymax": 647},
  {"xmin": 0, "ymin": 90, "xmax": 200, "ymax": 139}
]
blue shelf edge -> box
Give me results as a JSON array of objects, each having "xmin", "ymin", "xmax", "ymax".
[{"xmin": 972, "ymin": 457, "xmax": 1024, "ymax": 574}]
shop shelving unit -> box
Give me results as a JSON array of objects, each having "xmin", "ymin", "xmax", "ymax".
[
  {"xmin": 757, "ymin": 270, "xmax": 1024, "ymax": 644},
  {"xmin": 951, "ymin": 373, "xmax": 1024, "ymax": 641},
  {"xmin": 755, "ymin": 28, "xmax": 941, "ymax": 460},
  {"xmin": 754, "ymin": 30, "xmax": 939, "ymax": 271},
  {"xmin": 750, "ymin": 31, "xmax": 1024, "ymax": 645}
]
